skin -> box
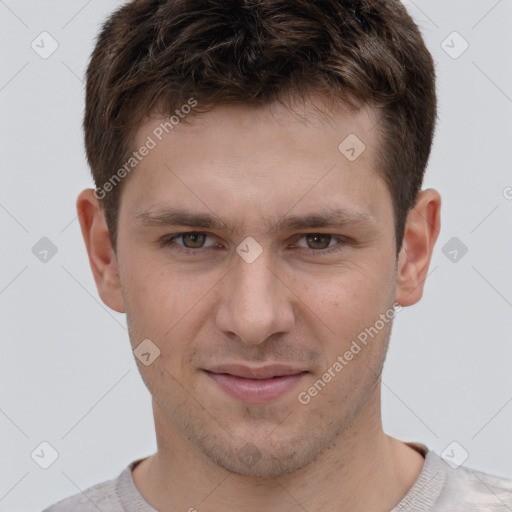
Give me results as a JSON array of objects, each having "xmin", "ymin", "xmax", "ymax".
[{"xmin": 77, "ymin": 92, "xmax": 441, "ymax": 512}]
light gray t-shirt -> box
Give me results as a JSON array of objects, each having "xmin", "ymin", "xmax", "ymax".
[{"xmin": 42, "ymin": 443, "xmax": 512, "ymax": 511}]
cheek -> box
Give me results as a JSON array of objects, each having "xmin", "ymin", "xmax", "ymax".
[
  {"xmin": 121, "ymin": 257, "xmax": 218, "ymax": 368},
  {"xmin": 301, "ymin": 260, "xmax": 395, "ymax": 329},
  {"xmin": 122, "ymin": 255, "xmax": 194, "ymax": 319},
  {"xmin": 121, "ymin": 258, "xmax": 182, "ymax": 343}
]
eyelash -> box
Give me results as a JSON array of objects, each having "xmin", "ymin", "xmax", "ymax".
[{"xmin": 159, "ymin": 232, "xmax": 349, "ymax": 257}]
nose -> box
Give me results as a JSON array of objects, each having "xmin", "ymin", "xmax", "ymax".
[{"xmin": 215, "ymin": 247, "xmax": 295, "ymax": 345}]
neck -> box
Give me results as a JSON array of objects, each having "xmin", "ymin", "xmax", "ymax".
[{"xmin": 132, "ymin": 382, "xmax": 424, "ymax": 512}]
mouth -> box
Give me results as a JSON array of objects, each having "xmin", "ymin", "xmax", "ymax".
[{"xmin": 204, "ymin": 364, "xmax": 309, "ymax": 403}]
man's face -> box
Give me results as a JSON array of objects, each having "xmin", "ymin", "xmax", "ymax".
[{"xmin": 116, "ymin": 95, "xmax": 400, "ymax": 477}]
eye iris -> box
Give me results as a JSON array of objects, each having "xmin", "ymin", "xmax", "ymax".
[
  {"xmin": 183, "ymin": 233, "xmax": 206, "ymax": 248},
  {"xmin": 306, "ymin": 234, "xmax": 331, "ymax": 249}
]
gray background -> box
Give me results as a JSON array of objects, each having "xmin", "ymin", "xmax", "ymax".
[{"xmin": 1, "ymin": 1, "xmax": 511, "ymax": 510}]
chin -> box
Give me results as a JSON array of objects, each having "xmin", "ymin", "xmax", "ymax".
[{"xmin": 189, "ymin": 429, "xmax": 330, "ymax": 478}]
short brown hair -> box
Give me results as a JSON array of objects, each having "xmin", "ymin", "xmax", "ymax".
[{"xmin": 83, "ymin": 0, "xmax": 437, "ymax": 254}]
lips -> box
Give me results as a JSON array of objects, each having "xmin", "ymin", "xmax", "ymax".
[
  {"xmin": 204, "ymin": 364, "xmax": 308, "ymax": 402},
  {"xmin": 206, "ymin": 364, "xmax": 307, "ymax": 379}
]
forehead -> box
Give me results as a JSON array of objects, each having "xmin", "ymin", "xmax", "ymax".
[
  {"xmin": 136, "ymin": 92, "xmax": 380, "ymax": 148},
  {"xmin": 120, "ymin": 93, "xmax": 390, "ymax": 230}
]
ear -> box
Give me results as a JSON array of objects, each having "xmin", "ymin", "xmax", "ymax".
[
  {"xmin": 395, "ymin": 188, "xmax": 441, "ymax": 307},
  {"xmin": 76, "ymin": 189, "xmax": 125, "ymax": 313}
]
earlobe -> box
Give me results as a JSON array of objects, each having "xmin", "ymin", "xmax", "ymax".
[
  {"xmin": 395, "ymin": 189, "xmax": 441, "ymax": 307},
  {"xmin": 76, "ymin": 189, "xmax": 126, "ymax": 313}
]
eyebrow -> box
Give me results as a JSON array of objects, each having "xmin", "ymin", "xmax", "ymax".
[{"xmin": 134, "ymin": 206, "xmax": 376, "ymax": 233}]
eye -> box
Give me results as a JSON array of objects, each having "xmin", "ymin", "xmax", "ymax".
[
  {"xmin": 176, "ymin": 232, "xmax": 209, "ymax": 249},
  {"xmin": 160, "ymin": 231, "xmax": 348, "ymax": 257},
  {"xmin": 289, "ymin": 233, "xmax": 350, "ymax": 257},
  {"xmin": 160, "ymin": 232, "xmax": 219, "ymax": 252},
  {"xmin": 296, "ymin": 234, "xmax": 337, "ymax": 250}
]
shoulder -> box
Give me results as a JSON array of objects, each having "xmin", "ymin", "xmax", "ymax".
[
  {"xmin": 41, "ymin": 471, "xmax": 122, "ymax": 512},
  {"xmin": 439, "ymin": 462, "xmax": 512, "ymax": 509},
  {"xmin": 395, "ymin": 443, "xmax": 512, "ymax": 511}
]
